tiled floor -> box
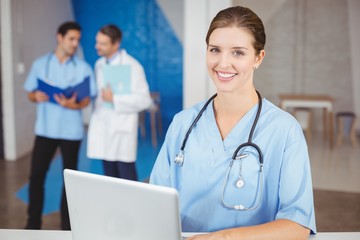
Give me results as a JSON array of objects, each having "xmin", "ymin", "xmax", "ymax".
[
  {"xmin": 0, "ymin": 131, "xmax": 359, "ymax": 231},
  {"xmin": 308, "ymin": 133, "xmax": 360, "ymax": 193}
]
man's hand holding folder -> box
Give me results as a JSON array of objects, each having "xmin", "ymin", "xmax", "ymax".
[
  {"xmin": 37, "ymin": 76, "xmax": 91, "ymax": 108},
  {"xmin": 53, "ymin": 92, "xmax": 89, "ymax": 109},
  {"xmin": 31, "ymin": 91, "xmax": 49, "ymax": 103}
]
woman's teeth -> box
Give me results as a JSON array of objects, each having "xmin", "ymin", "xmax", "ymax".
[{"xmin": 218, "ymin": 72, "xmax": 237, "ymax": 78}]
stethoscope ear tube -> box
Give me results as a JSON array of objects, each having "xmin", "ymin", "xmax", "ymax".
[
  {"xmin": 232, "ymin": 142, "xmax": 263, "ymax": 165},
  {"xmin": 221, "ymin": 162, "xmax": 264, "ymax": 211},
  {"xmin": 175, "ymin": 94, "xmax": 217, "ymax": 166},
  {"xmin": 179, "ymin": 94, "xmax": 217, "ymax": 152},
  {"xmin": 232, "ymin": 90, "xmax": 263, "ymax": 164},
  {"xmin": 174, "ymin": 90, "xmax": 265, "ymax": 211},
  {"xmin": 176, "ymin": 90, "xmax": 263, "ymax": 167}
]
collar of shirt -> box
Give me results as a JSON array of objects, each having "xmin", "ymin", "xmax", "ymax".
[
  {"xmin": 105, "ymin": 50, "xmax": 121, "ymax": 64},
  {"xmin": 50, "ymin": 51, "xmax": 77, "ymax": 66},
  {"xmin": 46, "ymin": 53, "xmax": 79, "ymax": 87}
]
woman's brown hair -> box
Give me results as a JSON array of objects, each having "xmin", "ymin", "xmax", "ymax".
[{"xmin": 206, "ymin": 6, "xmax": 266, "ymax": 55}]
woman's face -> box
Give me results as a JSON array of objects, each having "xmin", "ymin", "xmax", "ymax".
[{"xmin": 206, "ymin": 26, "xmax": 263, "ymax": 94}]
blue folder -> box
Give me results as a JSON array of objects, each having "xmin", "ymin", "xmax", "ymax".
[
  {"xmin": 63, "ymin": 76, "xmax": 91, "ymax": 102},
  {"xmin": 37, "ymin": 76, "xmax": 90, "ymax": 104}
]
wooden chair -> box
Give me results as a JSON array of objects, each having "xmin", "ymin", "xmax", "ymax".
[
  {"xmin": 336, "ymin": 112, "xmax": 358, "ymax": 147},
  {"xmin": 139, "ymin": 92, "xmax": 163, "ymax": 147}
]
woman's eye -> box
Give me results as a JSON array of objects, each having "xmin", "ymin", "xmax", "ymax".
[
  {"xmin": 234, "ymin": 50, "xmax": 244, "ymax": 56},
  {"xmin": 209, "ymin": 48, "xmax": 220, "ymax": 53}
]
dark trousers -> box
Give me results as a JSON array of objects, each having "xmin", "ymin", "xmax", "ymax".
[
  {"xmin": 102, "ymin": 160, "xmax": 138, "ymax": 180},
  {"xmin": 26, "ymin": 136, "xmax": 81, "ymax": 230}
]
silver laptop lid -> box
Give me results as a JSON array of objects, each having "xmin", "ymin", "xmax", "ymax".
[{"xmin": 64, "ymin": 169, "xmax": 182, "ymax": 240}]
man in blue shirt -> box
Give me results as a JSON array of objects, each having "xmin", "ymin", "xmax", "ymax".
[{"xmin": 23, "ymin": 21, "xmax": 96, "ymax": 230}]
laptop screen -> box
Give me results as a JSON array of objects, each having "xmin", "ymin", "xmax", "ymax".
[{"xmin": 64, "ymin": 169, "xmax": 182, "ymax": 240}]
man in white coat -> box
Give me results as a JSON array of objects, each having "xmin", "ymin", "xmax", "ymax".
[{"xmin": 87, "ymin": 24, "xmax": 152, "ymax": 180}]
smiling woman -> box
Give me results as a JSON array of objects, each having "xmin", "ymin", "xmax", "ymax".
[
  {"xmin": 206, "ymin": 27, "xmax": 265, "ymax": 139},
  {"xmin": 206, "ymin": 27, "xmax": 264, "ymax": 95},
  {"xmin": 150, "ymin": 6, "xmax": 316, "ymax": 240}
]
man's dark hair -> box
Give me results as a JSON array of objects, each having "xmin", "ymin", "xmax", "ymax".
[
  {"xmin": 57, "ymin": 21, "xmax": 81, "ymax": 36},
  {"xmin": 99, "ymin": 24, "xmax": 122, "ymax": 44}
]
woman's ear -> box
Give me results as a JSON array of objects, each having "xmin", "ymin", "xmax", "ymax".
[{"xmin": 254, "ymin": 50, "xmax": 265, "ymax": 69}]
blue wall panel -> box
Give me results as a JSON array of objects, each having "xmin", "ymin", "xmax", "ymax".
[
  {"xmin": 17, "ymin": 0, "xmax": 181, "ymax": 215},
  {"xmin": 72, "ymin": 0, "xmax": 183, "ymax": 128}
]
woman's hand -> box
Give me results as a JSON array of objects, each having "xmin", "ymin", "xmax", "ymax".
[
  {"xmin": 187, "ymin": 230, "xmax": 229, "ymax": 240},
  {"xmin": 187, "ymin": 220, "xmax": 310, "ymax": 240}
]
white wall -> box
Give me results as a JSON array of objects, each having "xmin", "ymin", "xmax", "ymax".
[
  {"xmin": 348, "ymin": 0, "xmax": 360, "ymax": 131},
  {"xmin": 1, "ymin": 0, "xmax": 16, "ymax": 160},
  {"xmin": 237, "ymin": 0, "xmax": 356, "ymax": 131},
  {"xmin": 156, "ymin": 0, "xmax": 183, "ymax": 43},
  {"xmin": 183, "ymin": 0, "xmax": 231, "ymax": 108},
  {"xmin": 183, "ymin": 0, "xmax": 360, "ymax": 131},
  {"xmin": 1, "ymin": 0, "xmax": 74, "ymax": 160}
]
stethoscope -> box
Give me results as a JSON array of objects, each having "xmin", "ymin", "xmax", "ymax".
[
  {"xmin": 175, "ymin": 91, "xmax": 264, "ymax": 211},
  {"xmin": 45, "ymin": 52, "xmax": 76, "ymax": 85}
]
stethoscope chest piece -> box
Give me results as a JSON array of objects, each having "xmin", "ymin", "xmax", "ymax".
[
  {"xmin": 235, "ymin": 178, "xmax": 245, "ymax": 188},
  {"xmin": 175, "ymin": 150, "xmax": 184, "ymax": 166}
]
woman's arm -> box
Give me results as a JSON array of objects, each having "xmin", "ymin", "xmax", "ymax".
[{"xmin": 187, "ymin": 219, "xmax": 310, "ymax": 240}]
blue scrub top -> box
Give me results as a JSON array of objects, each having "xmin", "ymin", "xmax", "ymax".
[
  {"xmin": 150, "ymin": 98, "xmax": 316, "ymax": 234},
  {"xmin": 24, "ymin": 52, "xmax": 96, "ymax": 140}
]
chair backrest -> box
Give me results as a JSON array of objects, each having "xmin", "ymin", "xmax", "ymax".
[
  {"xmin": 336, "ymin": 112, "xmax": 356, "ymax": 134},
  {"xmin": 151, "ymin": 92, "xmax": 160, "ymax": 104}
]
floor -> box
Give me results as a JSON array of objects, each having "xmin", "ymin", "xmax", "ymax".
[{"xmin": 0, "ymin": 131, "xmax": 359, "ymax": 231}]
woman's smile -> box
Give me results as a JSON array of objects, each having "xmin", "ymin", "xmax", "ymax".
[{"xmin": 216, "ymin": 70, "xmax": 238, "ymax": 82}]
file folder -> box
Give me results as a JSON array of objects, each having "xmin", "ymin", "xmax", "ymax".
[
  {"xmin": 102, "ymin": 65, "xmax": 131, "ymax": 108},
  {"xmin": 37, "ymin": 76, "xmax": 90, "ymax": 104},
  {"xmin": 103, "ymin": 65, "xmax": 131, "ymax": 94}
]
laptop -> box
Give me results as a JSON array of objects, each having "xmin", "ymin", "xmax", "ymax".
[{"xmin": 64, "ymin": 169, "xmax": 183, "ymax": 240}]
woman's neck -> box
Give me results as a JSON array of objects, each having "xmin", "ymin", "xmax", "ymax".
[
  {"xmin": 214, "ymin": 90, "xmax": 258, "ymax": 116},
  {"xmin": 213, "ymin": 90, "xmax": 259, "ymax": 140}
]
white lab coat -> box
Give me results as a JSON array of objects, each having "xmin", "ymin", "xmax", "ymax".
[{"xmin": 87, "ymin": 50, "xmax": 152, "ymax": 162}]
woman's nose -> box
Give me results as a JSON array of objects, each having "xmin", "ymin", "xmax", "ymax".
[{"xmin": 218, "ymin": 53, "xmax": 231, "ymax": 69}]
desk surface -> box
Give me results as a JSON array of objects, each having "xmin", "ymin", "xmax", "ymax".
[
  {"xmin": 279, "ymin": 94, "xmax": 334, "ymax": 102},
  {"xmin": 1, "ymin": 229, "xmax": 360, "ymax": 240}
]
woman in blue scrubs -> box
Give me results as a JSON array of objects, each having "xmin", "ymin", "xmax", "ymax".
[{"xmin": 150, "ymin": 6, "xmax": 316, "ymax": 240}]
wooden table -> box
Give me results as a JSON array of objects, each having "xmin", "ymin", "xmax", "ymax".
[{"xmin": 279, "ymin": 94, "xmax": 334, "ymax": 148}]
